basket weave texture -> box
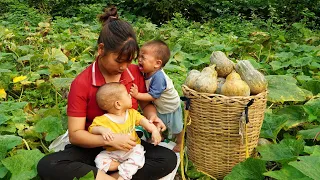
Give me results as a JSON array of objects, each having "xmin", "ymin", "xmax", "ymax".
[{"xmin": 182, "ymin": 85, "xmax": 267, "ymax": 179}]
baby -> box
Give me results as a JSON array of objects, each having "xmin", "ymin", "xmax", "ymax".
[
  {"xmin": 89, "ymin": 82, "xmax": 161, "ymax": 180},
  {"xmin": 130, "ymin": 40, "xmax": 183, "ymax": 152}
]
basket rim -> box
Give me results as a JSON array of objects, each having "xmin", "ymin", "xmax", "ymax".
[{"xmin": 182, "ymin": 84, "xmax": 268, "ymax": 100}]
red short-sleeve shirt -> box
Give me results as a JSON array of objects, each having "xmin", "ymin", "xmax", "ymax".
[{"xmin": 67, "ymin": 59, "xmax": 147, "ymax": 130}]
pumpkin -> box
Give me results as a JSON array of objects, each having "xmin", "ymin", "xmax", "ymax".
[
  {"xmin": 235, "ymin": 60, "xmax": 267, "ymax": 95},
  {"xmin": 210, "ymin": 51, "xmax": 234, "ymax": 77},
  {"xmin": 221, "ymin": 71, "xmax": 250, "ymax": 96},
  {"xmin": 215, "ymin": 77, "xmax": 226, "ymax": 94},
  {"xmin": 184, "ymin": 70, "xmax": 201, "ymax": 89},
  {"xmin": 193, "ymin": 64, "xmax": 218, "ymax": 93}
]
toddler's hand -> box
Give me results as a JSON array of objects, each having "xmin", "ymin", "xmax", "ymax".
[
  {"xmin": 151, "ymin": 129, "xmax": 161, "ymax": 146},
  {"xmin": 130, "ymin": 84, "xmax": 139, "ymax": 98},
  {"xmin": 101, "ymin": 128, "xmax": 114, "ymax": 141}
]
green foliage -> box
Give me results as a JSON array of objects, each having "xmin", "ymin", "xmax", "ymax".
[
  {"xmin": 264, "ymin": 165, "xmax": 312, "ymax": 180},
  {"xmin": 1, "ymin": 149, "xmax": 44, "ymax": 180},
  {"xmin": 257, "ymin": 139, "xmax": 305, "ymax": 162},
  {"xmin": 224, "ymin": 158, "xmax": 266, "ymax": 180},
  {"xmin": 112, "ymin": 0, "xmax": 320, "ymax": 30}
]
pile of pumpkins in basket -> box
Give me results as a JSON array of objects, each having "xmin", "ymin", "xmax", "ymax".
[{"xmin": 185, "ymin": 51, "xmax": 267, "ymax": 96}]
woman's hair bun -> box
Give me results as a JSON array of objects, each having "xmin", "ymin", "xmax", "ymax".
[{"xmin": 99, "ymin": 5, "xmax": 119, "ymax": 25}]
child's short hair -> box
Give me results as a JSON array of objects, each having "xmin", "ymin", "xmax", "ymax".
[
  {"xmin": 142, "ymin": 40, "xmax": 170, "ymax": 67},
  {"xmin": 96, "ymin": 82, "xmax": 126, "ymax": 111}
]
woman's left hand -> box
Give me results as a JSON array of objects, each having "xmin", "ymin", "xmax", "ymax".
[{"xmin": 148, "ymin": 115, "xmax": 166, "ymax": 132}]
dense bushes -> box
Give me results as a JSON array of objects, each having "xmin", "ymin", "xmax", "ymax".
[
  {"xmin": 112, "ymin": 0, "xmax": 320, "ymax": 29},
  {"xmin": 2, "ymin": 0, "xmax": 319, "ymax": 29}
]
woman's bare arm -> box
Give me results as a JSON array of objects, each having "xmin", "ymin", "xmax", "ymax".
[{"xmin": 68, "ymin": 116, "xmax": 136, "ymax": 150}]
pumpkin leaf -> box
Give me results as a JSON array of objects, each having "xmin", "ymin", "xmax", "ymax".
[
  {"xmin": 264, "ymin": 165, "xmax": 312, "ymax": 180},
  {"xmin": 224, "ymin": 158, "xmax": 266, "ymax": 180},
  {"xmin": 34, "ymin": 116, "xmax": 64, "ymax": 141},
  {"xmin": 48, "ymin": 63, "xmax": 64, "ymax": 76},
  {"xmin": 0, "ymin": 163, "xmax": 8, "ymax": 178},
  {"xmin": 0, "ymin": 135, "xmax": 22, "ymax": 152},
  {"xmin": 260, "ymin": 112, "xmax": 287, "ymax": 141},
  {"xmin": 52, "ymin": 48, "xmax": 68, "ymax": 63},
  {"xmin": 304, "ymin": 145, "xmax": 320, "ymax": 155},
  {"xmin": 297, "ymin": 127, "xmax": 320, "ymax": 141},
  {"xmin": 256, "ymin": 139, "xmax": 304, "ymax": 162},
  {"xmin": 303, "ymin": 98, "xmax": 320, "ymax": 122},
  {"xmin": 50, "ymin": 78, "xmax": 73, "ymax": 90},
  {"xmin": 266, "ymin": 75, "xmax": 307, "ymax": 103},
  {"xmin": 274, "ymin": 105, "xmax": 307, "ymax": 130},
  {"xmin": 301, "ymin": 80, "xmax": 320, "ymax": 95},
  {"xmin": 289, "ymin": 156, "xmax": 320, "ymax": 180},
  {"xmin": 1, "ymin": 149, "xmax": 44, "ymax": 180}
]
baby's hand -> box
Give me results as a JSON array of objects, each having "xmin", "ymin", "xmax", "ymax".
[
  {"xmin": 151, "ymin": 129, "xmax": 162, "ymax": 146},
  {"xmin": 130, "ymin": 84, "xmax": 139, "ymax": 98},
  {"xmin": 101, "ymin": 128, "xmax": 114, "ymax": 141}
]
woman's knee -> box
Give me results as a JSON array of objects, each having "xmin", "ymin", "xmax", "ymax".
[
  {"xmin": 163, "ymin": 149, "xmax": 178, "ymax": 172},
  {"xmin": 37, "ymin": 154, "xmax": 53, "ymax": 178}
]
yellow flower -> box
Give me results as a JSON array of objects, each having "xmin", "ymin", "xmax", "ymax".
[
  {"xmin": 13, "ymin": 75, "xmax": 27, "ymax": 83},
  {"xmin": 0, "ymin": 89, "xmax": 6, "ymax": 99},
  {"xmin": 71, "ymin": 58, "xmax": 76, "ymax": 62}
]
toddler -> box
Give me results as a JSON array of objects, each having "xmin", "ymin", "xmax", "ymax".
[{"xmin": 130, "ymin": 40, "xmax": 183, "ymax": 152}]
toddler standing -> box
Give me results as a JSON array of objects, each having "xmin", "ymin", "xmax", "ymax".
[{"xmin": 130, "ymin": 40, "xmax": 183, "ymax": 152}]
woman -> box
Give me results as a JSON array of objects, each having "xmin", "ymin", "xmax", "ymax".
[{"xmin": 37, "ymin": 6, "xmax": 177, "ymax": 180}]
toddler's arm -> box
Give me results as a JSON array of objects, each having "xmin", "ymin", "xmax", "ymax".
[
  {"xmin": 130, "ymin": 84, "xmax": 156, "ymax": 101},
  {"xmin": 91, "ymin": 126, "xmax": 114, "ymax": 141},
  {"xmin": 139, "ymin": 118, "xmax": 162, "ymax": 145}
]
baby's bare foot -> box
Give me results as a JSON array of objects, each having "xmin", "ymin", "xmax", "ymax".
[{"xmin": 118, "ymin": 176, "xmax": 124, "ymax": 180}]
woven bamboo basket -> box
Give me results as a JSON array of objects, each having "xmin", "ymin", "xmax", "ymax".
[{"xmin": 182, "ymin": 85, "xmax": 267, "ymax": 179}]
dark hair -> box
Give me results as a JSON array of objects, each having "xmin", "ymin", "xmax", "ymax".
[
  {"xmin": 96, "ymin": 82, "xmax": 126, "ymax": 111},
  {"xmin": 142, "ymin": 40, "xmax": 170, "ymax": 67},
  {"xmin": 98, "ymin": 6, "xmax": 139, "ymax": 63}
]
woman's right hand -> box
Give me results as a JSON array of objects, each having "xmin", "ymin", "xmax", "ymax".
[{"xmin": 107, "ymin": 133, "xmax": 137, "ymax": 152}]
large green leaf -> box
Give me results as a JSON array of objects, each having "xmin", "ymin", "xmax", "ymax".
[
  {"xmin": 48, "ymin": 63, "xmax": 64, "ymax": 76},
  {"xmin": 303, "ymin": 98, "xmax": 320, "ymax": 122},
  {"xmin": 0, "ymin": 114, "xmax": 9, "ymax": 125},
  {"xmin": 256, "ymin": 139, "xmax": 304, "ymax": 162},
  {"xmin": 297, "ymin": 127, "xmax": 320, "ymax": 141},
  {"xmin": 304, "ymin": 145, "xmax": 320, "ymax": 155},
  {"xmin": 266, "ymin": 75, "xmax": 307, "ymax": 103},
  {"xmin": 34, "ymin": 116, "xmax": 64, "ymax": 141},
  {"xmin": 50, "ymin": 78, "xmax": 73, "ymax": 90},
  {"xmin": 224, "ymin": 158, "xmax": 266, "ymax": 180},
  {"xmin": 301, "ymin": 80, "xmax": 320, "ymax": 95},
  {"xmin": 264, "ymin": 165, "xmax": 312, "ymax": 180},
  {"xmin": 1, "ymin": 149, "xmax": 44, "ymax": 180},
  {"xmin": 0, "ymin": 163, "xmax": 8, "ymax": 178},
  {"xmin": 260, "ymin": 112, "xmax": 287, "ymax": 141},
  {"xmin": 0, "ymin": 135, "xmax": 22, "ymax": 151},
  {"xmin": 0, "ymin": 102, "xmax": 28, "ymax": 114},
  {"xmin": 274, "ymin": 105, "xmax": 307, "ymax": 130},
  {"xmin": 52, "ymin": 48, "xmax": 68, "ymax": 63},
  {"xmin": 289, "ymin": 156, "xmax": 320, "ymax": 180}
]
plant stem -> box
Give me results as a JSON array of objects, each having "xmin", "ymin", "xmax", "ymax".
[
  {"xmin": 22, "ymin": 139, "xmax": 30, "ymax": 150},
  {"xmin": 19, "ymin": 87, "xmax": 24, "ymax": 102},
  {"xmin": 40, "ymin": 139, "xmax": 50, "ymax": 152}
]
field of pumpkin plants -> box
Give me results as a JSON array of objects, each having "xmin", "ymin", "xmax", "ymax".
[{"xmin": 0, "ymin": 1, "xmax": 319, "ymax": 180}]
